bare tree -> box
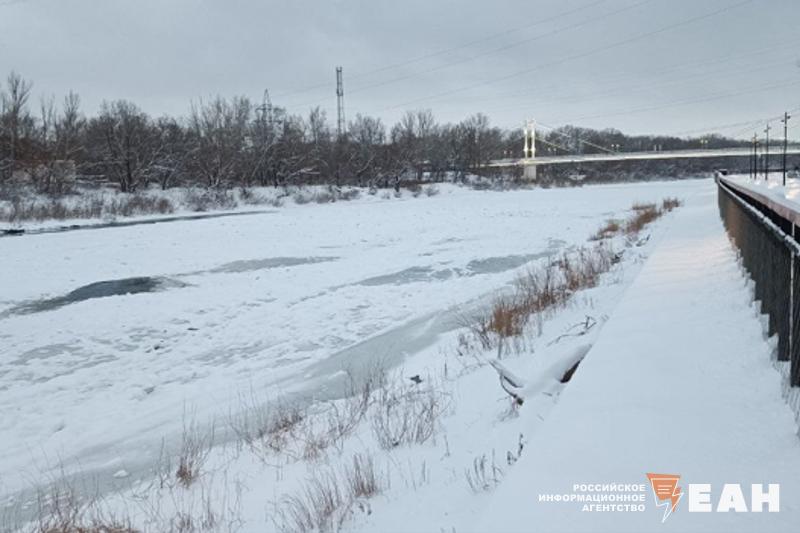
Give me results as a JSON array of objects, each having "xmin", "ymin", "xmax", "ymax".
[
  {"xmin": 0, "ymin": 71, "xmax": 34, "ymax": 180},
  {"xmin": 56, "ymin": 91, "xmax": 84, "ymax": 161},
  {"xmin": 305, "ymin": 106, "xmax": 333, "ymax": 183},
  {"xmin": 153, "ymin": 116, "xmax": 186, "ymax": 190},
  {"xmin": 186, "ymin": 96, "xmax": 251, "ymax": 188},
  {"xmin": 347, "ymin": 114, "xmax": 385, "ymax": 186},
  {"xmin": 87, "ymin": 100, "xmax": 160, "ymax": 192}
]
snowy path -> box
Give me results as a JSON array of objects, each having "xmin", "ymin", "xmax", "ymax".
[{"xmin": 479, "ymin": 184, "xmax": 800, "ymax": 531}]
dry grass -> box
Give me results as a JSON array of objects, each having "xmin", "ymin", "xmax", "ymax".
[
  {"xmin": 370, "ymin": 377, "xmax": 449, "ymax": 450},
  {"xmin": 468, "ymin": 197, "xmax": 683, "ymax": 348},
  {"xmin": 590, "ymin": 198, "xmax": 683, "ymax": 242},
  {"xmin": 275, "ymin": 453, "xmax": 381, "ymax": 533},
  {"xmin": 343, "ymin": 454, "xmax": 380, "ymax": 500},
  {"xmin": 230, "ymin": 398, "xmax": 305, "ymax": 460},
  {"xmin": 231, "ymin": 367, "xmax": 385, "ymax": 463},
  {"xmin": 464, "ymin": 452, "xmax": 503, "ymax": 493},
  {"xmin": 471, "ymin": 244, "xmax": 614, "ymax": 349},
  {"xmin": 590, "ymin": 219, "xmax": 621, "ymax": 241},
  {"xmin": 631, "ymin": 201, "xmax": 657, "ymax": 212},
  {"xmin": 175, "ymin": 417, "xmax": 214, "ymax": 488},
  {"xmin": 25, "ymin": 479, "xmax": 137, "ymax": 533},
  {"xmin": 623, "ymin": 204, "xmax": 661, "ymax": 235}
]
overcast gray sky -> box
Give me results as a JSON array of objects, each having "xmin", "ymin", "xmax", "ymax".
[{"xmin": 1, "ymin": 0, "xmax": 798, "ymax": 138}]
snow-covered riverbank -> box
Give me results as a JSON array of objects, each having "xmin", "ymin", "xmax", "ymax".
[{"xmin": 1, "ymin": 178, "xmax": 727, "ymax": 530}]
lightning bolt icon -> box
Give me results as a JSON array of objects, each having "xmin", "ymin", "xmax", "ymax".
[{"xmin": 646, "ymin": 473, "xmax": 682, "ymax": 523}]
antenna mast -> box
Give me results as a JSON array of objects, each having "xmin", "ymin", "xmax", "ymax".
[{"xmin": 336, "ymin": 66, "xmax": 346, "ymax": 139}]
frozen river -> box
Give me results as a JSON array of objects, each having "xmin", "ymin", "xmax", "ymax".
[{"xmin": 0, "ymin": 179, "xmax": 708, "ymax": 503}]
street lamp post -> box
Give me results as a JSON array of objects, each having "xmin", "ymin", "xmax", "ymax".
[
  {"xmin": 765, "ymin": 124, "xmax": 771, "ymax": 181},
  {"xmin": 782, "ymin": 112, "xmax": 792, "ymax": 186}
]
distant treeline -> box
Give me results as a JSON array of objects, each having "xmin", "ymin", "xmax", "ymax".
[{"xmin": 0, "ymin": 71, "xmax": 753, "ymax": 194}]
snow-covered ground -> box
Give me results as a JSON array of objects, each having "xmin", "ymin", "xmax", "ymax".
[
  {"xmin": 478, "ymin": 181, "xmax": 800, "ymax": 532},
  {"xmin": 5, "ymin": 177, "xmax": 794, "ymax": 532}
]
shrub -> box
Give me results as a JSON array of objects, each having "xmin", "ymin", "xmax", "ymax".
[
  {"xmin": 183, "ymin": 188, "xmax": 237, "ymax": 212},
  {"xmin": 662, "ymin": 197, "xmax": 682, "ymax": 212},
  {"xmin": 0, "ymin": 192, "xmax": 176, "ymax": 223},
  {"xmin": 423, "ymin": 184, "xmax": 440, "ymax": 197},
  {"xmin": 371, "ymin": 379, "xmax": 447, "ymax": 449}
]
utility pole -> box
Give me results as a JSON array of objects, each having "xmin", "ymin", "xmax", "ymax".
[
  {"xmin": 751, "ymin": 134, "xmax": 756, "ymax": 179},
  {"xmin": 753, "ymin": 133, "xmax": 759, "ymax": 180},
  {"xmin": 782, "ymin": 112, "xmax": 792, "ymax": 186},
  {"xmin": 764, "ymin": 123, "xmax": 771, "ymax": 180},
  {"xmin": 336, "ymin": 66, "xmax": 346, "ymax": 139}
]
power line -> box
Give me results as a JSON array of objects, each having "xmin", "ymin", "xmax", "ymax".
[
  {"xmin": 555, "ymin": 78, "xmax": 800, "ymax": 124},
  {"xmin": 537, "ymin": 122, "xmax": 617, "ymax": 154},
  {"xmin": 343, "ymin": 0, "xmax": 652, "ymax": 97},
  {"xmin": 480, "ymin": 54, "xmax": 795, "ymax": 118},
  {"xmin": 270, "ymin": 0, "xmax": 609, "ymax": 101},
  {"xmin": 283, "ymin": 0, "xmax": 642, "ymax": 111},
  {"xmin": 454, "ymin": 34, "xmax": 800, "ymax": 107},
  {"xmin": 384, "ymin": 0, "xmax": 754, "ymax": 111}
]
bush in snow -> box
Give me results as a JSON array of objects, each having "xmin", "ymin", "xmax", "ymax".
[{"xmin": 370, "ymin": 377, "xmax": 449, "ymax": 450}]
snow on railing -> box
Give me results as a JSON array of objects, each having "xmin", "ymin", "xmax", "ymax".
[{"xmin": 717, "ymin": 176, "xmax": 799, "ymax": 389}]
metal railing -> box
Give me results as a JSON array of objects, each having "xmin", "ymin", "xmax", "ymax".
[{"xmin": 717, "ymin": 177, "xmax": 800, "ymax": 386}]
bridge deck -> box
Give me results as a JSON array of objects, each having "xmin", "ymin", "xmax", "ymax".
[{"xmin": 489, "ymin": 146, "xmax": 800, "ymax": 167}]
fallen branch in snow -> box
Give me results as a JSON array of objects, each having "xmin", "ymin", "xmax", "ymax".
[
  {"xmin": 489, "ymin": 359, "xmax": 525, "ymax": 406},
  {"xmin": 546, "ymin": 315, "xmax": 597, "ymax": 346}
]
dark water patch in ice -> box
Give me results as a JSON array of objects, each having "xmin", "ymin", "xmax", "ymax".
[
  {"xmin": 207, "ymin": 256, "xmax": 338, "ymax": 274},
  {"xmin": 358, "ymin": 239, "xmax": 566, "ymax": 285},
  {"xmin": 0, "ymin": 210, "xmax": 277, "ymax": 238},
  {"xmin": 355, "ymin": 266, "xmax": 457, "ymax": 287},
  {"xmin": 2, "ymin": 276, "xmax": 186, "ymax": 317},
  {"xmin": 466, "ymin": 239, "xmax": 566, "ymax": 275},
  {"xmin": 466, "ymin": 253, "xmax": 547, "ymax": 274}
]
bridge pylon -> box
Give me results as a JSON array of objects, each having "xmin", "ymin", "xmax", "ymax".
[{"xmin": 523, "ymin": 119, "xmax": 537, "ymax": 180}]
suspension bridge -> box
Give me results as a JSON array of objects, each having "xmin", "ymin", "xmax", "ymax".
[{"xmin": 489, "ymin": 120, "xmax": 800, "ymax": 179}]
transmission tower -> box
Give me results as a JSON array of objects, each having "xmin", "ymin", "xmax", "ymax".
[
  {"xmin": 256, "ymin": 89, "xmax": 273, "ymax": 128},
  {"xmin": 336, "ymin": 66, "xmax": 346, "ymax": 139}
]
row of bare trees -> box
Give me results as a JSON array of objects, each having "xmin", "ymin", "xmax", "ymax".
[
  {"xmin": 0, "ymin": 72, "xmax": 517, "ymax": 194},
  {"xmin": 0, "ymin": 71, "xmax": 751, "ymax": 194}
]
